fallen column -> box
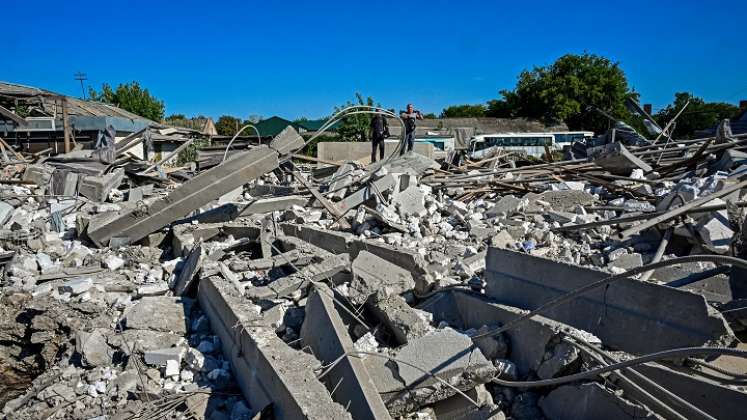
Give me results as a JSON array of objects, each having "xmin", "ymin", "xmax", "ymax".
[
  {"xmin": 301, "ymin": 284, "xmax": 392, "ymax": 420},
  {"xmin": 88, "ymin": 146, "xmax": 279, "ymax": 247},
  {"xmin": 198, "ymin": 275, "xmax": 352, "ymax": 419}
]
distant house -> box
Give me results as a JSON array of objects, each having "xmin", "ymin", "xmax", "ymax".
[{"xmin": 0, "ymin": 81, "xmax": 157, "ymax": 153}]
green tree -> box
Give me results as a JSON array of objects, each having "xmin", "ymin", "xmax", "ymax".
[
  {"xmin": 654, "ymin": 92, "xmax": 739, "ymax": 139},
  {"xmin": 335, "ymin": 93, "xmax": 378, "ymax": 142},
  {"xmin": 88, "ymin": 81, "xmax": 165, "ymax": 121},
  {"xmin": 215, "ymin": 115, "xmax": 242, "ymax": 136},
  {"xmin": 493, "ymin": 53, "xmax": 636, "ymax": 133},
  {"xmin": 422, "ymin": 113, "xmax": 438, "ymax": 119},
  {"xmin": 440, "ymin": 104, "xmax": 486, "ymax": 118}
]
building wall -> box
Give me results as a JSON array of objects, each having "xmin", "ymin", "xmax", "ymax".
[{"xmin": 317, "ymin": 141, "xmax": 433, "ymax": 163}]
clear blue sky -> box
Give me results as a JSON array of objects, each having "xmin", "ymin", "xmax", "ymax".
[{"xmin": 5, "ymin": 0, "xmax": 746, "ymax": 120}]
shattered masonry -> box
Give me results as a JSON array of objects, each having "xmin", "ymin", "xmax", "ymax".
[{"xmin": 0, "ymin": 96, "xmax": 747, "ymax": 420}]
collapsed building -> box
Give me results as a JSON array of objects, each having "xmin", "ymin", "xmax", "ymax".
[{"xmin": 0, "ymin": 101, "xmax": 746, "ymax": 420}]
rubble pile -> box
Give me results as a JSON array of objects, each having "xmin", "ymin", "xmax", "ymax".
[{"xmin": 0, "ymin": 122, "xmax": 746, "ymax": 420}]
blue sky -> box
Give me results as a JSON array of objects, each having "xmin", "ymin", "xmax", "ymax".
[{"xmin": 5, "ymin": 0, "xmax": 746, "ymax": 120}]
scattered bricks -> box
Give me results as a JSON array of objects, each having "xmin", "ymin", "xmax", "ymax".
[{"xmin": 349, "ymin": 251, "xmax": 415, "ymax": 305}]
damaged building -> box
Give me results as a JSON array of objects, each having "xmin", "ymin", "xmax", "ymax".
[{"xmin": 0, "ymin": 100, "xmax": 746, "ymax": 420}]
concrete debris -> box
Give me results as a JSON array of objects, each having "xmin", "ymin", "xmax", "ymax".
[
  {"xmin": 349, "ymin": 250, "xmax": 416, "ymax": 305},
  {"xmin": 0, "ymin": 100, "xmax": 746, "ymax": 420}
]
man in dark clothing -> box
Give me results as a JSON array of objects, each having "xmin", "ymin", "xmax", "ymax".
[
  {"xmin": 400, "ymin": 103, "xmax": 423, "ymax": 155},
  {"xmin": 370, "ymin": 110, "xmax": 389, "ymax": 163}
]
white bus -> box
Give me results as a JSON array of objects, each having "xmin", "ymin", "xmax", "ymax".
[{"xmin": 469, "ymin": 131, "xmax": 593, "ymax": 159}]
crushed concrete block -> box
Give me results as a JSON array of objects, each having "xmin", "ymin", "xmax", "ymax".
[
  {"xmin": 490, "ymin": 230, "xmax": 515, "ymax": 249},
  {"xmin": 393, "ymin": 185, "xmax": 427, "ymax": 217},
  {"xmin": 338, "ymin": 174, "xmax": 397, "ymax": 214},
  {"xmin": 58, "ymin": 278, "xmax": 93, "ymax": 295},
  {"xmin": 486, "ymin": 195, "xmax": 524, "ymax": 218},
  {"xmin": 104, "ymin": 254, "xmax": 125, "ymax": 270},
  {"xmin": 79, "ymin": 169, "xmax": 125, "ymax": 202},
  {"xmin": 349, "ymin": 250, "xmax": 416, "ymax": 305},
  {"xmin": 165, "ymin": 359, "xmax": 180, "ymax": 377},
  {"xmin": 143, "ymin": 347, "xmax": 185, "ymax": 366},
  {"xmin": 0, "ymin": 201, "xmax": 13, "ymax": 226},
  {"xmin": 369, "ymin": 292, "xmax": 431, "ymax": 345},
  {"xmin": 536, "ymin": 341, "xmax": 580, "ymax": 379},
  {"xmin": 22, "ymin": 164, "xmax": 54, "ymax": 189},
  {"xmin": 696, "ymin": 212, "xmax": 734, "ymax": 254},
  {"xmin": 607, "ymin": 252, "xmax": 643, "ymax": 271},
  {"xmin": 76, "ymin": 328, "xmax": 113, "ymax": 367}
]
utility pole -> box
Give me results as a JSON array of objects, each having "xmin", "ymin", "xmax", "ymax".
[{"xmin": 74, "ymin": 72, "xmax": 87, "ymax": 99}]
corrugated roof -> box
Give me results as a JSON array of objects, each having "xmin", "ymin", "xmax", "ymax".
[{"xmin": 0, "ymin": 81, "xmax": 155, "ymax": 123}]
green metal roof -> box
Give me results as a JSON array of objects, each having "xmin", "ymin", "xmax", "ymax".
[{"xmin": 254, "ymin": 116, "xmax": 295, "ymax": 137}]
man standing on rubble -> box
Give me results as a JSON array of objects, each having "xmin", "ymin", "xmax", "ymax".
[
  {"xmin": 370, "ymin": 109, "xmax": 389, "ymax": 163},
  {"xmin": 400, "ymin": 103, "xmax": 423, "ymax": 155}
]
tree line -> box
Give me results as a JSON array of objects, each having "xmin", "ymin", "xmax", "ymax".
[{"xmin": 88, "ymin": 53, "xmax": 743, "ymax": 140}]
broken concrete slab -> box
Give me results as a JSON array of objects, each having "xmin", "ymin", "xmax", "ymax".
[
  {"xmin": 366, "ymin": 327, "xmax": 496, "ymax": 417},
  {"xmin": 337, "ymin": 174, "xmax": 397, "ymax": 214},
  {"xmin": 88, "ymin": 146, "xmax": 279, "ymax": 247},
  {"xmin": 588, "ymin": 141, "xmax": 653, "ymax": 175},
  {"xmin": 349, "ymin": 251, "xmax": 415, "ymax": 305},
  {"xmin": 281, "ymin": 224, "xmax": 433, "ymax": 293},
  {"xmin": 419, "ymin": 290, "xmax": 568, "ymax": 377},
  {"xmin": 301, "ymin": 283, "xmax": 392, "ymax": 420},
  {"xmin": 245, "ymin": 253, "xmax": 350, "ymax": 300},
  {"xmin": 123, "ymin": 296, "xmax": 191, "ymax": 334},
  {"xmin": 198, "ymin": 275, "xmax": 352, "ymax": 419},
  {"xmin": 484, "ymin": 247, "xmax": 735, "ymax": 353},
  {"xmin": 22, "ymin": 164, "xmax": 54, "ymax": 189},
  {"xmin": 269, "ymin": 125, "xmax": 304, "ymax": 155}
]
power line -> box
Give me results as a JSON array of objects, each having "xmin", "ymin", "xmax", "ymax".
[{"xmin": 73, "ymin": 72, "xmax": 87, "ymax": 100}]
